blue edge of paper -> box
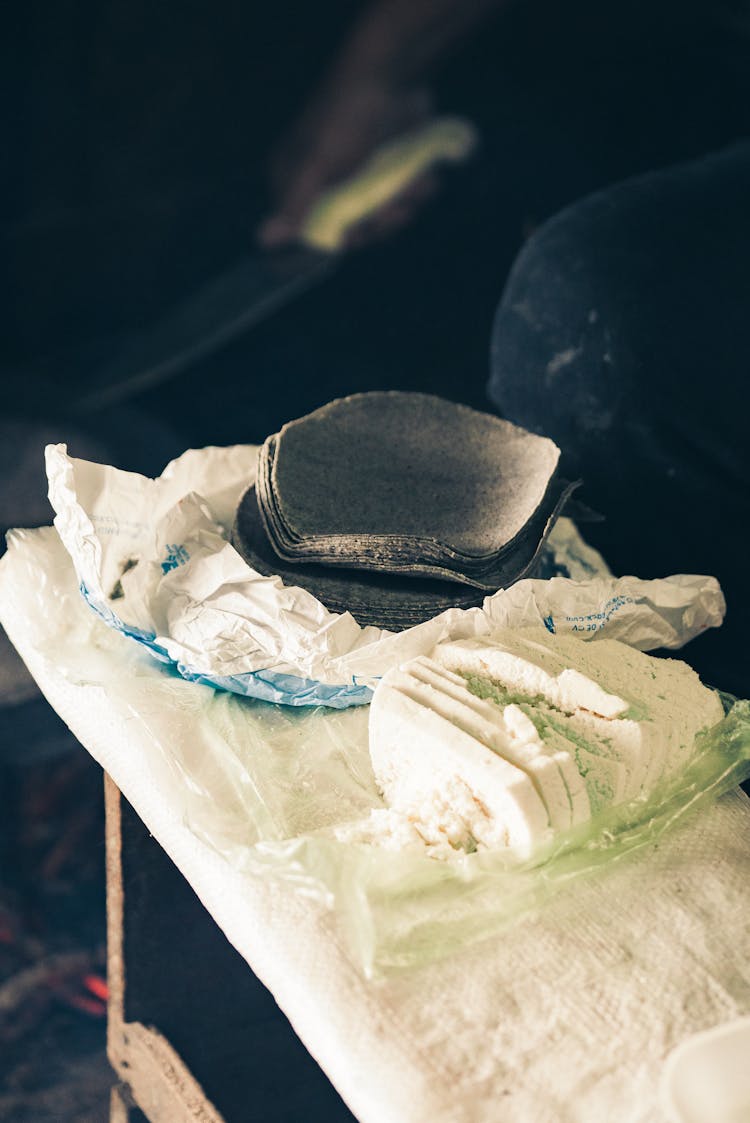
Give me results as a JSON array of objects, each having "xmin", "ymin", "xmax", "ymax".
[{"xmin": 81, "ymin": 584, "xmax": 374, "ymax": 709}]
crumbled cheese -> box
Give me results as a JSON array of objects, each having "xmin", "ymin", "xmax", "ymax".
[{"xmin": 366, "ymin": 630, "xmax": 724, "ymax": 859}]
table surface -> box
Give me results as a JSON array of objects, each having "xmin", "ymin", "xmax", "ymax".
[{"xmin": 3, "ymin": 526, "xmax": 750, "ymax": 1123}]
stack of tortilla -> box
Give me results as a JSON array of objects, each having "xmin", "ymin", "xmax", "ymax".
[{"xmin": 233, "ymin": 393, "xmax": 575, "ymax": 630}]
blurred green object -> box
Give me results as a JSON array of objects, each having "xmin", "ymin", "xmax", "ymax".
[{"xmin": 300, "ymin": 117, "xmax": 477, "ymax": 251}]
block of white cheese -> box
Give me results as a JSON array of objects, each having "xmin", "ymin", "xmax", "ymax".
[
  {"xmin": 369, "ymin": 660, "xmax": 553, "ymax": 858},
  {"xmin": 368, "ymin": 631, "xmax": 724, "ymax": 857},
  {"xmin": 434, "ymin": 631, "xmax": 723, "ymax": 798},
  {"xmin": 404, "ymin": 657, "xmax": 588, "ymax": 832}
]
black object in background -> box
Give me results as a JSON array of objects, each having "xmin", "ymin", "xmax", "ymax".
[
  {"xmin": 5, "ymin": 0, "xmax": 750, "ymax": 449},
  {"xmin": 489, "ymin": 142, "xmax": 750, "ymax": 697}
]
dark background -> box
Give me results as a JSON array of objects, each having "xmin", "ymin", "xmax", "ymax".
[{"xmin": 5, "ymin": 0, "xmax": 750, "ymax": 449}]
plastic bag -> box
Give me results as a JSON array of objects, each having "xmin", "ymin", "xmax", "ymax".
[
  {"xmin": 146, "ymin": 685, "xmax": 750, "ymax": 978},
  {"xmin": 2, "ymin": 524, "xmax": 748, "ymax": 979}
]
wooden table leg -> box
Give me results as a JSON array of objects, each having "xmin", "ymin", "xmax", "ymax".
[
  {"xmin": 105, "ymin": 775, "xmax": 225, "ymax": 1123},
  {"xmin": 104, "ymin": 773, "xmax": 355, "ymax": 1123},
  {"xmin": 110, "ymin": 1082, "xmax": 148, "ymax": 1122}
]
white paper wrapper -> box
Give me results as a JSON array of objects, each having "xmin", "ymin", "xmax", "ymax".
[{"xmin": 45, "ymin": 443, "xmax": 726, "ymax": 707}]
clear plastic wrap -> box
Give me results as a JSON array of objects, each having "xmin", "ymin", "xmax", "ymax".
[
  {"xmin": 141, "ymin": 685, "xmax": 750, "ymax": 978},
  {"xmin": 2, "ymin": 524, "xmax": 748, "ymax": 980}
]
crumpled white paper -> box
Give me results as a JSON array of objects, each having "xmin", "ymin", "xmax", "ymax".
[{"xmin": 45, "ymin": 443, "xmax": 726, "ymax": 707}]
